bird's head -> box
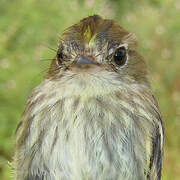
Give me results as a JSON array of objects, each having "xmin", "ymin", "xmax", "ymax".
[{"xmin": 48, "ymin": 15, "xmax": 148, "ymax": 86}]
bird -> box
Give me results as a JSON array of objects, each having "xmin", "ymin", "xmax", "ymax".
[{"xmin": 13, "ymin": 15, "xmax": 164, "ymax": 180}]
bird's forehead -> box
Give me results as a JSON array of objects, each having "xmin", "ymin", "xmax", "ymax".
[{"xmin": 60, "ymin": 15, "xmax": 136, "ymax": 55}]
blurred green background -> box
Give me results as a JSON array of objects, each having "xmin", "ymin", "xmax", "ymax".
[{"xmin": 0, "ymin": 0, "xmax": 179, "ymax": 179}]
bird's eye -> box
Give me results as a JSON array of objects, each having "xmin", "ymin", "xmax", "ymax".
[
  {"xmin": 57, "ymin": 51, "xmax": 63, "ymax": 65},
  {"xmin": 113, "ymin": 47, "xmax": 127, "ymax": 66}
]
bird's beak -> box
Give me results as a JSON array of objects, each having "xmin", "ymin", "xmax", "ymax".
[{"xmin": 76, "ymin": 56, "xmax": 97, "ymax": 67}]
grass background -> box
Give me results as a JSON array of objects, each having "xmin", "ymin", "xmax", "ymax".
[{"xmin": 0, "ymin": 0, "xmax": 179, "ymax": 179}]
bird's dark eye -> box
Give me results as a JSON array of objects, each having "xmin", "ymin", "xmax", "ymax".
[
  {"xmin": 57, "ymin": 51, "xmax": 63, "ymax": 65},
  {"xmin": 113, "ymin": 47, "xmax": 127, "ymax": 66}
]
